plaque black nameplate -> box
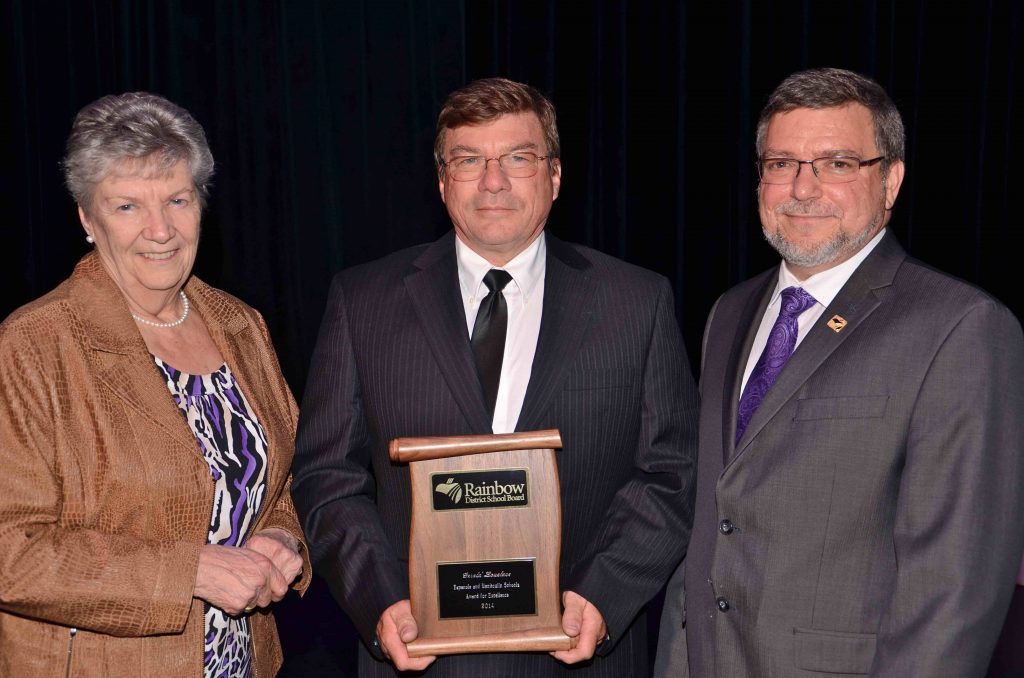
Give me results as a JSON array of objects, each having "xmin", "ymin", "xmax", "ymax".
[
  {"xmin": 431, "ymin": 469, "xmax": 529, "ymax": 511},
  {"xmin": 437, "ymin": 559, "xmax": 537, "ymax": 618}
]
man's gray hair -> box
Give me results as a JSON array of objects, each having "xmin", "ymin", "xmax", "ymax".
[
  {"xmin": 62, "ymin": 92, "xmax": 214, "ymax": 212},
  {"xmin": 756, "ymin": 68, "xmax": 905, "ymax": 173}
]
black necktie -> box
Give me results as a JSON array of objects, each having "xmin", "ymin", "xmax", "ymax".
[{"xmin": 471, "ymin": 269, "xmax": 513, "ymax": 419}]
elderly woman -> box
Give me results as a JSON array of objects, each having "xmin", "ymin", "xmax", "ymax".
[{"xmin": 0, "ymin": 92, "xmax": 310, "ymax": 677}]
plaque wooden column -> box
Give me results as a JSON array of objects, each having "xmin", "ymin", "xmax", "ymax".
[{"xmin": 389, "ymin": 429, "xmax": 574, "ymax": 657}]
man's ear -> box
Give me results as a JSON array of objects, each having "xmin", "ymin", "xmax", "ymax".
[{"xmin": 884, "ymin": 160, "xmax": 905, "ymax": 210}]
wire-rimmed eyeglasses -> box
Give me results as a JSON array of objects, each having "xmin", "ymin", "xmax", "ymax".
[
  {"xmin": 758, "ymin": 155, "xmax": 885, "ymax": 184},
  {"xmin": 444, "ymin": 152, "xmax": 550, "ymax": 182}
]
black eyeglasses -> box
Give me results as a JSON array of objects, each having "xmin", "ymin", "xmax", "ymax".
[
  {"xmin": 444, "ymin": 152, "xmax": 549, "ymax": 181},
  {"xmin": 758, "ymin": 155, "xmax": 885, "ymax": 184}
]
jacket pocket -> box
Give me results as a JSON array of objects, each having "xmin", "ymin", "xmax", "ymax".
[
  {"xmin": 794, "ymin": 395, "xmax": 888, "ymax": 421},
  {"xmin": 793, "ymin": 627, "xmax": 875, "ymax": 674}
]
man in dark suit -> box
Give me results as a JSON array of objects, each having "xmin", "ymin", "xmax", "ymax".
[
  {"xmin": 655, "ymin": 67, "xmax": 1024, "ymax": 677},
  {"xmin": 293, "ymin": 77, "xmax": 698, "ymax": 677}
]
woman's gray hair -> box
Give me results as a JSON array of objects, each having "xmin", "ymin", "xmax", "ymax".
[
  {"xmin": 62, "ymin": 92, "xmax": 215, "ymax": 212},
  {"xmin": 756, "ymin": 68, "xmax": 905, "ymax": 174}
]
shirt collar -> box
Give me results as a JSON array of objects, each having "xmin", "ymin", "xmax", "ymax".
[
  {"xmin": 456, "ymin": 232, "xmax": 546, "ymax": 305},
  {"xmin": 770, "ymin": 228, "xmax": 888, "ymax": 309}
]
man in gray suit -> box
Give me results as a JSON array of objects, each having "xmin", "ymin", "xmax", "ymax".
[
  {"xmin": 293, "ymin": 78, "xmax": 698, "ymax": 676},
  {"xmin": 655, "ymin": 67, "xmax": 1024, "ymax": 677}
]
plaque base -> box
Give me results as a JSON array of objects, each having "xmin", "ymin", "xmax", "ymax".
[{"xmin": 407, "ymin": 626, "xmax": 575, "ymax": 657}]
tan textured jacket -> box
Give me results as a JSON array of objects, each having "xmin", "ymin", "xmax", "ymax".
[{"xmin": 0, "ymin": 253, "xmax": 311, "ymax": 677}]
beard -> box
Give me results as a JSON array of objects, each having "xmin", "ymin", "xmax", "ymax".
[{"xmin": 761, "ymin": 196, "xmax": 885, "ymax": 271}]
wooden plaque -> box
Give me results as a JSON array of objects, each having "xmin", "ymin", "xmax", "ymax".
[{"xmin": 389, "ymin": 429, "xmax": 574, "ymax": 657}]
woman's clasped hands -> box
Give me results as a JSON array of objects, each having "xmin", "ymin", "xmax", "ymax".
[{"xmin": 193, "ymin": 528, "xmax": 303, "ymax": 616}]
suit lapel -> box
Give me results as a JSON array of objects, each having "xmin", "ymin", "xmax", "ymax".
[
  {"xmin": 728, "ymin": 233, "xmax": 906, "ymax": 467},
  {"xmin": 189, "ymin": 281, "xmax": 291, "ymax": 486},
  {"xmin": 94, "ymin": 352, "xmax": 200, "ymax": 451},
  {"xmin": 404, "ymin": 233, "xmax": 494, "ymax": 434},
  {"xmin": 516, "ymin": 235, "xmax": 594, "ymax": 433},
  {"xmin": 721, "ymin": 273, "xmax": 776, "ymax": 464},
  {"xmin": 71, "ymin": 254, "xmax": 201, "ymax": 452}
]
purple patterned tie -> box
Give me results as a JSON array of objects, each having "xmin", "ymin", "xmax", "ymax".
[{"xmin": 735, "ymin": 286, "xmax": 817, "ymax": 444}]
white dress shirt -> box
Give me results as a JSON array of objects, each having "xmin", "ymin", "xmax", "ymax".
[
  {"xmin": 456, "ymin": 233, "xmax": 546, "ymax": 433},
  {"xmin": 740, "ymin": 228, "xmax": 887, "ymax": 396}
]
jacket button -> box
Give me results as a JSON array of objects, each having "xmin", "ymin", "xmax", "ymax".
[
  {"xmin": 716, "ymin": 597, "xmax": 730, "ymax": 612},
  {"xmin": 719, "ymin": 519, "xmax": 734, "ymax": 535}
]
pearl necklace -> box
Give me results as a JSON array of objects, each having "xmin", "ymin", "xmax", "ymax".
[{"xmin": 132, "ymin": 291, "xmax": 190, "ymax": 328}]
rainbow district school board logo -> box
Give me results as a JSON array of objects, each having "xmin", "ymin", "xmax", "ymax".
[{"xmin": 432, "ymin": 469, "xmax": 530, "ymax": 510}]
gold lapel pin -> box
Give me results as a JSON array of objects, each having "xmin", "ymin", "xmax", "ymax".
[{"xmin": 827, "ymin": 315, "xmax": 848, "ymax": 332}]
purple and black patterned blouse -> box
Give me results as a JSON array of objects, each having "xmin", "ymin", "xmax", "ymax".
[{"xmin": 154, "ymin": 358, "xmax": 269, "ymax": 678}]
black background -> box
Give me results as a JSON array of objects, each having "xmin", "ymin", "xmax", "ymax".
[{"xmin": 4, "ymin": 1, "xmax": 1021, "ymax": 675}]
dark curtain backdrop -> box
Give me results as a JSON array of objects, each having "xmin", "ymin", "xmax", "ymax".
[{"xmin": 3, "ymin": 1, "xmax": 1022, "ymax": 675}]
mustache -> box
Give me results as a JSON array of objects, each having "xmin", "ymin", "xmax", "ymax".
[{"xmin": 773, "ymin": 200, "xmax": 842, "ymax": 218}]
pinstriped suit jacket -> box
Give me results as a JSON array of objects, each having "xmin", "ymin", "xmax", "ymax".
[
  {"xmin": 655, "ymin": 232, "xmax": 1024, "ymax": 677},
  {"xmin": 293, "ymin": 232, "xmax": 698, "ymax": 677}
]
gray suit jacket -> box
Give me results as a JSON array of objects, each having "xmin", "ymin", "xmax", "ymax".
[
  {"xmin": 293, "ymin": 232, "xmax": 698, "ymax": 677},
  {"xmin": 655, "ymin": 232, "xmax": 1024, "ymax": 677}
]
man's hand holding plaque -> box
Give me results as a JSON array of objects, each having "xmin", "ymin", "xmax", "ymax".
[
  {"xmin": 551, "ymin": 591, "xmax": 607, "ymax": 664},
  {"xmin": 376, "ymin": 599, "xmax": 436, "ymax": 672}
]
